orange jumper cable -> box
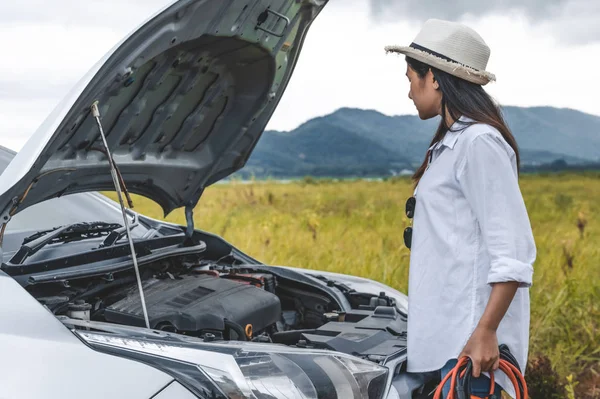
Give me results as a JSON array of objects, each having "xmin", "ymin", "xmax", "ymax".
[{"xmin": 433, "ymin": 345, "xmax": 528, "ymax": 399}]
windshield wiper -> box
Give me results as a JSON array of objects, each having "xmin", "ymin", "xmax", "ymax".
[
  {"xmin": 99, "ymin": 213, "xmax": 139, "ymax": 248},
  {"xmin": 9, "ymin": 221, "xmax": 122, "ymax": 265}
]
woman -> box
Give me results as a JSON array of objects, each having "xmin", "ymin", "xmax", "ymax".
[{"xmin": 385, "ymin": 19, "xmax": 536, "ymax": 398}]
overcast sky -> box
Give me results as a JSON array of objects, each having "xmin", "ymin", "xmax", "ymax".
[{"xmin": 1, "ymin": 0, "xmax": 598, "ymax": 151}]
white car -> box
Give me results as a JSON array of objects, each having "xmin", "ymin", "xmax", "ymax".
[{"xmin": 0, "ymin": 1, "xmax": 429, "ymax": 398}]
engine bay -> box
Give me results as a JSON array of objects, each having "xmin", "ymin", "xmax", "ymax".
[
  {"xmin": 103, "ymin": 272, "xmax": 281, "ymax": 340},
  {"xmin": 27, "ymin": 252, "xmax": 407, "ymax": 364}
]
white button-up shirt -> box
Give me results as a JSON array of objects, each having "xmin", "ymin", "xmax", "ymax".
[{"xmin": 406, "ymin": 116, "xmax": 536, "ymax": 397}]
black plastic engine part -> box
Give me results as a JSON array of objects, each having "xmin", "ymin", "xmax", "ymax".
[
  {"xmin": 221, "ymin": 272, "xmax": 277, "ymax": 293},
  {"xmin": 300, "ymin": 306, "xmax": 407, "ymax": 361},
  {"xmin": 103, "ymin": 274, "xmax": 281, "ymax": 334}
]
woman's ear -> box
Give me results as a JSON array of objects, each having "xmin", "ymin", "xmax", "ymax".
[{"xmin": 428, "ymin": 69, "xmax": 439, "ymax": 90}]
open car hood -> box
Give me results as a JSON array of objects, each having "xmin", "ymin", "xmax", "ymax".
[{"xmin": 0, "ymin": 0, "xmax": 326, "ymax": 224}]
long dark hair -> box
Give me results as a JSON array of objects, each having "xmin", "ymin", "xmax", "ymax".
[{"xmin": 406, "ymin": 56, "xmax": 520, "ymax": 185}]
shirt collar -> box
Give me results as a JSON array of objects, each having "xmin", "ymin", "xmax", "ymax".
[{"xmin": 428, "ymin": 116, "xmax": 473, "ymax": 151}]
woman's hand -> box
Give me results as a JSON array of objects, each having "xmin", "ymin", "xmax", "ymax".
[
  {"xmin": 458, "ymin": 326, "xmax": 500, "ymax": 378},
  {"xmin": 459, "ymin": 281, "xmax": 520, "ymax": 377}
]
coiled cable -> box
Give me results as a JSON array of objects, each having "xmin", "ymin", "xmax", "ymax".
[{"xmin": 433, "ymin": 344, "xmax": 528, "ymax": 399}]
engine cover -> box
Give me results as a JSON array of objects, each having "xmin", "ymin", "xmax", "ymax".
[
  {"xmin": 103, "ymin": 274, "xmax": 281, "ymax": 335},
  {"xmin": 300, "ymin": 306, "xmax": 407, "ymax": 362}
]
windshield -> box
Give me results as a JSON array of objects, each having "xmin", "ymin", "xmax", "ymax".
[{"xmin": 0, "ymin": 145, "xmax": 150, "ymax": 259}]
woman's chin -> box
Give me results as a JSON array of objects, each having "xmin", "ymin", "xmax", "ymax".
[{"xmin": 418, "ymin": 112, "xmax": 436, "ymax": 120}]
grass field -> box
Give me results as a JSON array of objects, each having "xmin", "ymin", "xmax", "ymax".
[{"xmin": 106, "ymin": 172, "xmax": 599, "ymax": 398}]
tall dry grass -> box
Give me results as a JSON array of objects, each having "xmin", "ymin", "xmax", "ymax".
[{"xmin": 105, "ymin": 172, "xmax": 600, "ymax": 397}]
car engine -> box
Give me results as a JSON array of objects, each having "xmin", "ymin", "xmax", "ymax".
[
  {"xmin": 29, "ymin": 254, "xmax": 407, "ymax": 365},
  {"xmin": 102, "ymin": 272, "xmax": 281, "ymax": 340}
]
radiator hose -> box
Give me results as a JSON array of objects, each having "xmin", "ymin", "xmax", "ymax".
[
  {"xmin": 434, "ymin": 345, "xmax": 528, "ymax": 399},
  {"xmin": 224, "ymin": 319, "xmax": 248, "ymax": 341}
]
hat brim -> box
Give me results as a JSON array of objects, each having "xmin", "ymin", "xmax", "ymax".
[{"xmin": 384, "ymin": 45, "xmax": 496, "ymax": 86}]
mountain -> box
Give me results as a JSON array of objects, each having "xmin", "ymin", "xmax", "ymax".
[{"xmin": 235, "ymin": 106, "xmax": 600, "ymax": 179}]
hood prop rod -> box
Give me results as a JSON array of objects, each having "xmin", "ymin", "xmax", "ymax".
[{"xmin": 90, "ymin": 100, "xmax": 150, "ymax": 330}]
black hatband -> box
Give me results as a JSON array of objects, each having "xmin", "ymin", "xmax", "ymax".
[{"xmin": 409, "ymin": 42, "xmax": 471, "ymax": 69}]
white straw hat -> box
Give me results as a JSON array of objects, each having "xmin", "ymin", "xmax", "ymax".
[{"xmin": 385, "ymin": 19, "xmax": 496, "ymax": 85}]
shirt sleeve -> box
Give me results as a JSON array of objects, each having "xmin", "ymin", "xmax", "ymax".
[{"xmin": 457, "ymin": 133, "xmax": 536, "ymax": 287}]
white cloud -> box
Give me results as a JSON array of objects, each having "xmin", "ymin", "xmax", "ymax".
[
  {"xmin": 368, "ymin": 0, "xmax": 600, "ymax": 45},
  {"xmin": 0, "ymin": 23, "xmax": 125, "ymax": 150},
  {"xmin": 269, "ymin": 1, "xmax": 600, "ymax": 130},
  {"xmin": 0, "ymin": 0, "xmax": 598, "ymax": 151}
]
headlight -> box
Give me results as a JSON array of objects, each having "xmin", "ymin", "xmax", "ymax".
[{"xmin": 77, "ymin": 331, "xmax": 389, "ymax": 399}]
